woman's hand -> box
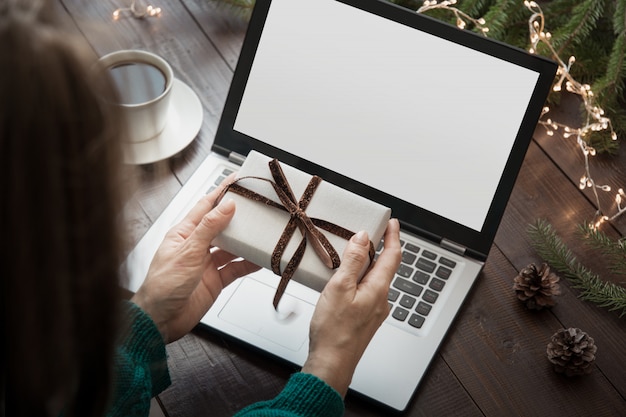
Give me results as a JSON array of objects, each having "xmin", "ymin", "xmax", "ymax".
[
  {"xmin": 131, "ymin": 178, "xmax": 260, "ymax": 344},
  {"xmin": 302, "ymin": 219, "xmax": 401, "ymax": 397}
]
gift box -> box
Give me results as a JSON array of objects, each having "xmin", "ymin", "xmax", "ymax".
[{"xmin": 213, "ymin": 151, "xmax": 391, "ymax": 307}]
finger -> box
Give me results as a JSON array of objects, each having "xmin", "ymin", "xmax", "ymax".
[
  {"xmin": 218, "ymin": 260, "xmax": 261, "ymax": 286},
  {"xmin": 210, "ymin": 247, "xmax": 257, "ymax": 270},
  {"xmin": 209, "ymin": 248, "xmax": 241, "ymax": 268},
  {"xmin": 329, "ymin": 230, "xmax": 371, "ymax": 287},
  {"xmin": 361, "ymin": 219, "xmax": 401, "ymax": 288},
  {"xmin": 198, "ymin": 260, "xmax": 261, "ymax": 304},
  {"xmin": 178, "ymin": 173, "xmax": 238, "ymax": 228},
  {"xmin": 184, "ymin": 198, "xmax": 236, "ymax": 255}
]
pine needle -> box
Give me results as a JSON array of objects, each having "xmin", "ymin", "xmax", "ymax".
[
  {"xmin": 209, "ymin": 0, "xmax": 255, "ymax": 20},
  {"xmin": 577, "ymin": 223, "xmax": 626, "ymax": 274},
  {"xmin": 528, "ymin": 219, "xmax": 626, "ymax": 317}
]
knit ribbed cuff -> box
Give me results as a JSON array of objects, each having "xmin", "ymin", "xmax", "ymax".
[
  {"xmin": 119, "ymin": 300, "xmax": 171, "ymax": 395},
  {"xmin": 249, "ymin": 372, "xmax": 344, "ymax": 417}
]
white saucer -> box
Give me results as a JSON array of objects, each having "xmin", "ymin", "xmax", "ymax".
[{"xmin": 123, "ymin": 78, "xmax": 203, "ymax": 165}]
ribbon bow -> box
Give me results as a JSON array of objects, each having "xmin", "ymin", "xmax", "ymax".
[{"xmin": 216, "ymin": 159, "xmax": 374, "ymax": 309}]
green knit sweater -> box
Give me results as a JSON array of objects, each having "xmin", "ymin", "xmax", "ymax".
[{"xmin": 108, "ymin": 302, "xmax": 344, "ymax": 417}]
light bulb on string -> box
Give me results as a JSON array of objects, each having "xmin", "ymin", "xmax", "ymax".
[
  {"xmin": 113, "ymin": 0, "xmax": 161, "ymax": 20},
  {"xmin": 520, "ymin": 1, "xmax": 622, "ymax": 227},
  {"xmin": 380, "ymin": 1, "xmax": 624, "ymax": 227}
]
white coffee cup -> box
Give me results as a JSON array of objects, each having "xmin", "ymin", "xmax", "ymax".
[{"xmin": 98, "ymin": 50, "xmax": 174, "ymax": 143}]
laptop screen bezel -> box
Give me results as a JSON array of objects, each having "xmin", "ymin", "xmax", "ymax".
[{"xmin": 213, "ymin": 0, "xmax": 557, "ymax": 259}]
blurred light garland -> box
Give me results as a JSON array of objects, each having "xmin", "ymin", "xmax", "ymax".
[
  {"xmin": 416, "ymin": 0, "xmax": 623, "ymax": 229},
  {"xmin": 109, "ymin": 0, "xmax": 623, "ymax": 228},
  {"xmin": 113, "ymin": 0, "xmax": 161, "ymax": 20},
  {"xmin": 523, "ymin": 1, "xmax": 622, "ymax": 229},
  {"xmin": 417, "ymin": 0, "xmax": 489, "ymax": 34}
]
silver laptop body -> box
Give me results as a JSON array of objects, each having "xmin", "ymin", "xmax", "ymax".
[{"xmin": 125, "ymin": 0, "xmax": 557, "ymax": 411}]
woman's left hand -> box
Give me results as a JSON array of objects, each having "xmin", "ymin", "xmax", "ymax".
[{"xmin": 131, "ymin": 177, "xmax": 260, "ymax": 343}]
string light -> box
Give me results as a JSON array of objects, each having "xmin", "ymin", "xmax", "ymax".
[
  {"xmin": 416, "ymin": 1, "xmax": 622, "ymax": 229},
  {"xmin": 417, "ymin": 0, "xmax": 489, "ymax": 34},
  {"xmin": 113, "ymin": 0, "xmax": 161, "ymax": 20},
  {"xmin": 523, "ymin": 0, "xmax": 621, "ymax": 229}
]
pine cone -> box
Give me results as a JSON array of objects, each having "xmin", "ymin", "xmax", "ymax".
[
  {"xmin": 513, "ymin": 263, "xmax": 560, "ymax": 310},
  {"xmin": 547, "ymin": 328, "xmax": 597, "ymax": 376}
]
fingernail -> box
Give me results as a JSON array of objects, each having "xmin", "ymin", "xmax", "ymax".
[
  {"xmin": 217, "ymin": 198, "xmax": 235, "ymax": 214},
  {"xmin": 352, "ymin": 230, "xmax": 368, "ymax": 246}
]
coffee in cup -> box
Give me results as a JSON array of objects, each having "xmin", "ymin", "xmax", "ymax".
[{"xmin": 98, "ymin": 50, "xmax": 174, "ymax": 143}]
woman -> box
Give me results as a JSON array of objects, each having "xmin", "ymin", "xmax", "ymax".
[{"xmin": 0, "ymin": 0, "xmax": 401, "ymax": 416}]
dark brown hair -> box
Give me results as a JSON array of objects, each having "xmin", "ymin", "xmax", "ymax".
[{"xmin": 1, "ymin": 1, "xmax": 126, "ymax": 415}]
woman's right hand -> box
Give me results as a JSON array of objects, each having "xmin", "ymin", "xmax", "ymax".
[{"xmin": 301, "ymin": 219, "xmax": 401, "ymax": 397}]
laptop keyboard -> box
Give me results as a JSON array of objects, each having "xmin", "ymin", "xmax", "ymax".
[
  {"xmin": 207, "ymin": 166, "xmax": 457, "ymax": 332},
  {"xmin": 205, "ymin": 166, "xmax": 237, "ymax": 195},
  {"xmin": 377, "ymin": 237, "xmax": 457, "ymax": 332}
]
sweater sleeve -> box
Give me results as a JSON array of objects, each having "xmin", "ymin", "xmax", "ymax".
[
  {"xmin": 106, "ymin": 301, "xmax": 171, "ymax": 417},
  {"xmin": 233, "ymin": 372, "xmax": 344, "ymax": 417}
]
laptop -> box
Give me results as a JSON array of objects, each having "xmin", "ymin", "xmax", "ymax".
[{"xmin": 124, "ymin": 0, "xmax": 557, "ymax": 412}]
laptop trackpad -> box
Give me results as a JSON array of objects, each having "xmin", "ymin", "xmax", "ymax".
[{"xmin": 218, "ymin": 278, "xmax": 314, "ymax": 351}]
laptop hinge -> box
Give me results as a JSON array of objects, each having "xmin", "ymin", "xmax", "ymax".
[
  {"xmin": 228, "ymin": 151, "xmax": 246, "ymax": 166},
  {"xmin": 440, "ymin": 238, "xmax": 466, "ymax": 256}
]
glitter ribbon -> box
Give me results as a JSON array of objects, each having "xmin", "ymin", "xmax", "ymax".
[{"xmin": 215, "ymin": 158, "xmax": 374, "ymax": 308}]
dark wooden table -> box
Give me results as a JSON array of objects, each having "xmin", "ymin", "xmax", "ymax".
[{"xmin": 60, "ymin": 1, "xmax": 625, "ymax": 415}]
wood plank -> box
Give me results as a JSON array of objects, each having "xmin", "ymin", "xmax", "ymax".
[
  {"xmin": 534, "ymin": 92, "xmax": 626, "ymax": 236},
  {"xmin": 158, "ymin": 326, "xmax": 482, "ymax": 417},
  {"xmin": 442, "ymin": 245, "xmax": 625, "ymax": 415},
  {"xmin": 495, "ymin": 142, "xmax": 626, "ymax": 400},
  {"xmin": 180, "ymin": 0, "xmax": 249, "ymax": 70},
  {"xmin": 61, "ymin": 0, "xmax": 237, "ymax": 177},
  {"xmin": 60, "ymin": 0, "xmax": 243, "ymax": 233},
  {"xmin": 158, "ymin": 331, "xmax": 293, "ymax": 417},
  {"xmin": 55, "ymin": 1, "xmax": 625, "ymax": 415}
]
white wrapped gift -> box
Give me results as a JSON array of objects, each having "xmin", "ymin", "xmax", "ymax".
[{"xmin": 213, "ymin": 151, "xmax": 391, "ymax": 305}]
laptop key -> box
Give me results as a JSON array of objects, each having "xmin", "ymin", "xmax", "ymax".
[
  {"xmin": 416, "ymin": 257, "xmax": 436, "ymax": 273},
  {"xmin": 413, "ymin": 270, "xmax": 430, "ymax": 285},
  {"xmin": 415, "ymin": 301, "xmax": 432, "ymax": 316},
  {"xmin": 423, "ymin": 289, "xmax": 439, "ymax": 304},
  {"xmin": 402, "ymin": 251, "xmax": 417, "ymax": 265},
  {"xmin": 422, "ymin": 250, "xmax": 437, "ymax": 260},
  {"xmin": 408, "ymin": 314, "xmax": 426, "ymax": 329},
  {"xmin": 388, "ymin": 288, "xmax": 400, "ymax": 302},
  {"xmin": 392, "ymin": 307, "xmax": 409, "ymax": 321},
  {"xmin": 435, "ymin": 266, "xmax": 452, "ymax": 280},
  {"xmin": 429, "ymin": 278, "xmax": 446, "ymax": 291},
  {"xmin": 439, "ymin": 257, "xmax": 457, "ymax": 268},
  {"xmin": 399, "ymin": 294, "xmax": 416, "ymax": 309},
  {"xmin": 396, "ymin": 263, "xmax": 414, "ymax": 278},
  {"xmin": 392, "ymin": 278, "xmax": 424, "ymax": 297},
  {"xmin": 404, "ymin": 242, "xmax": 420, "ymax": 253}
]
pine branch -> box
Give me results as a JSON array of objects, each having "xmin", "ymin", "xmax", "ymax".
[
  {"xmin": 552, "ymin": 0, "xmax": 607, "ymax": 55},
  {"xmin": 593, "ymin": 31, "xmax": 626, "ymax": 99},
  {"xmin": 528, "ymin": 219, "xmax": 626, "ymax": 317},
  {"xmin": 614, "ymin": 0, "xmax": 626, "ymax": 34},
  {"xmin": 209, "ymin": 0, "xmax": 255, "ymax": 19},
  {"xmin": 482, "ymin": 0, "xmax": 527, "ymax": 45},
  {"xmin": 577, "ymin": 223, "xmax": 626, "ymax": 275},
  {"xmin": 458, "ymin": 0, "xmax": 492, "ymax": 17}
]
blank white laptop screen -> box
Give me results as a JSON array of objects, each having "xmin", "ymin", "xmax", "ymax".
[
  {"xmin": 233, "ymin": 0, "xmax": 540, "ymax": 232},
  {"xmin": 124, "ymin": 0, "xmax": 557, "ymax": 412}
]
